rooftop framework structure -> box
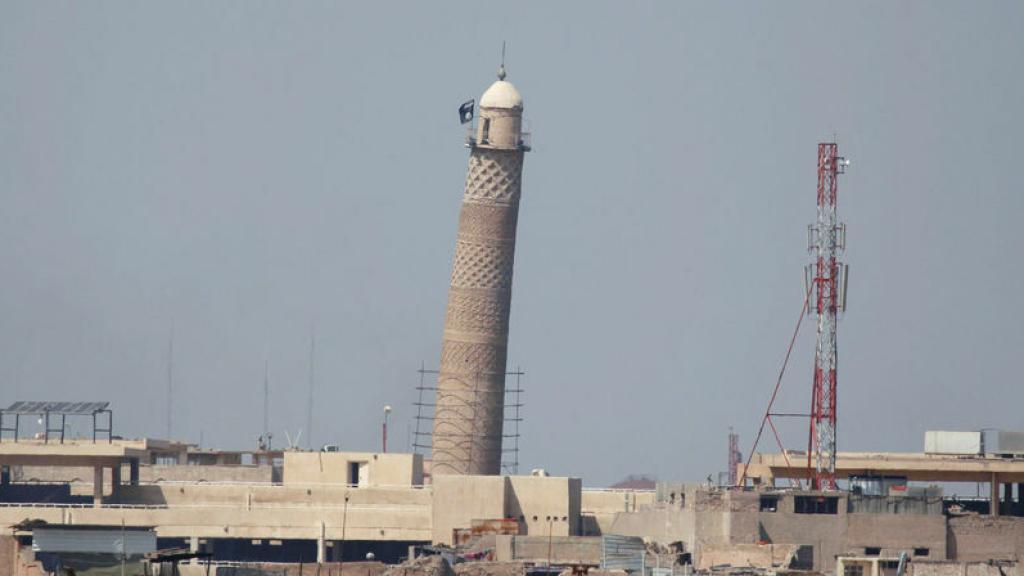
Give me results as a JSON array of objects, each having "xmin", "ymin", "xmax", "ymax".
[{"xmin": 0, "ymin": 401, "xmax": 113, "ymax": 444}]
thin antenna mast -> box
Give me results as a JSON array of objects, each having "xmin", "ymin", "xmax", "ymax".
[
  {"xmin": 498, "ymin": 42, "xmax": 507, "ymax": 80},
  {"xmin": 166, "ymin": 325, "xmax": 174, "ymax": 440},
  {"xmin": 306, "ymin": 327, "xmax": 316, "ymax": 450},
  {"xmin": 263, "ymin": 360, "xmax": 271, "ymax": 449}
]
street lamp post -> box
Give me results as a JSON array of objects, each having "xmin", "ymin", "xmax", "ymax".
[{"xmin": 382, "ymin": 405, "xmax": 392, "ymax": 453}]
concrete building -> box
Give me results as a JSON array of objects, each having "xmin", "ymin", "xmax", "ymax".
[
  {"xmin": 432, "ymin": 66, "xmax": 530, "ymax": 476},
  {"xmin": 9, "ymin": 440, "xmax": 1024, "ymax": 570},
  {"xmin": 742, "ymin": 450, "xmax": 1024, "ymax": 517},
  {"xmin": 0, "ymin": 439, "xmax": 614, "ymax": 566},
  {"xmin": 610, "ymin": 485, "xmax": 947, "ymax": 571}
]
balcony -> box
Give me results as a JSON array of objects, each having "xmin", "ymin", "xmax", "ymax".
[{"xmin": 465, "ymin": 125, "xmax": 531, "ymax": 151}]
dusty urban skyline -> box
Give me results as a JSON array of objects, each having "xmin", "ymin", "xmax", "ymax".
[{"xmin": 1, "ymin": 2, "xmax": 1022, "ymax": 486}]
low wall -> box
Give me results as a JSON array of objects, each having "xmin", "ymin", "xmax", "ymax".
[
  {"xmin": 913, "ymin": 561, "xmax": 1021, "ymax": 576},
  {"xmin": 948, "ymin": 516, "xmax": 1024, "ymax": 561},
  {"xmin": 846, "ymin": 513, "xmax": 947, "ymax": 559},
  {"xmin": 0, "ymin": 484, "xmax": 433, "ymax": 542},
  {"xmin": 696, "ymin": 543, "xmax": 801, "ymax": 570},
  {"xmin": 608, "ymin": 507, "xmax": 694, "ymax": 547},
  {"xmin": 494, "ymin": 535, "xmax": 601, "ymax": 565},
  {"xmin": 14, "ymin": 463, "xmax": 274, "ymax": 485},
  {"xmin": 582, "ymin": 489, "xmax": 655, "ymax": 536},
  {"xmin": 177, "ymin": 561, "xmax": 385, "ymax": 576}
]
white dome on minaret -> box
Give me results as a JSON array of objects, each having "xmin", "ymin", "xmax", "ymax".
[{"xmin": 479, "ymin": 66, "xmax": 523, "ymax": 109}]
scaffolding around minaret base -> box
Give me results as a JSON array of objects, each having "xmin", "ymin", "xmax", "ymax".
[{"xmin": 413, "ymin": 364, "xmax": 523, "ymax": 476}]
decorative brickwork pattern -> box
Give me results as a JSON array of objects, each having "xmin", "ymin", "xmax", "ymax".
[
  {"xmin": 458, "ymin": 203, "xmax": 519, "ymax": 241},
  {"xmin": 443, "ymin": 290, "xmax": 510, "ymax": 338},
  {"xmin": 439, "ymin": 340, "xmax": 507, "ymax": 375},
  {"xmin": 432, "ymin": 101, "xmax": 527, "ymax": 476},
  {"xmin": 464, "ymin": 151, "xmax": 523, "ymax": 204},
  {"xmin": 450, "ymin": 241, "xmax": 515, "ymax": 291}
]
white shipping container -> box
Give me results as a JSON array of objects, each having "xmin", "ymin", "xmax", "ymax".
[{"xmin": 924, "ymin": 430, "xmax": 982, "ymax": 455}]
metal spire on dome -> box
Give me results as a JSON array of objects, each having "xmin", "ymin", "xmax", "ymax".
[{"xmin": 497, "ymin": 41, "xmax": 507, "ymax": 80}]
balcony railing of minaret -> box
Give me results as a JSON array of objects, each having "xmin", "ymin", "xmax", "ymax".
[{"xmin": 464, "ymin": 122, "xmax": 531, "ymax": 151}]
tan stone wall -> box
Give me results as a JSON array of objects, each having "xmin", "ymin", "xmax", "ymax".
[
  {"xmin": 505, "ymin": 476, "xmax": 580, "ymax": 537},
  {"xmin": 599, "ymin": 488, "xmax": 957, "ymax": 570},
  {"xmin": 581, "ymin": 490, "xmax": 641, "ymax": 535},
  {"xmin": 752, "ymin": 497, "xmax": 847, "ymax": 569},
  {"xmin": 502, "ymin": 535, "xmax": 602, "ymax": 565},
  {"xmin": 608, "ymin": 507, "xmax": 695, "ymax": 546},
  {"xmin": 431, "ymin": 475, "xmax": 507, "ymax": 545},
  {"xmin": 15, "ymin": 462, "xmax": 273, "ymax": 485},
  {"xmin": 696, "ymin": 543, "xmax": 801, "ymax": 570},
  {"xmin": 913, "ymin": 561, "xmax": 1022, "ymax": 576},
  {"xmin": 430, "ymin": 475, "xmax": 582, "ymax": 545},
  {"xmin": 846, "ymin": 513, "xmax": 947, "ymax": 559},
  {"xmin": 948, "ymin": 516, "xmax": 1024, "ymax": 561},
  {"xmin": 0, "ymin": 471, "xmax": 587, "ymax": 546},
  {"xmin": 691, "ymin": 490, "xmax": 732, "ymax": 555},
  {"xmin": 283, "ymin": 452, "xmax": 422, "ymax": 487},
  {"xmin": 144, "ymin": 464, "xmax": 273, "ymax": 483},
  {"xmin": 0, "ymin": 482, "xmax": 433, "ymax": 542}
]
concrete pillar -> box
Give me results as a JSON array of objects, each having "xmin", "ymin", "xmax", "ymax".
[
  {"xmin": 190, "ymin": 535, "xmax": 200, "ymax": 566},
  {"xmin": 991, "ymin": 474, "xmax": 1000, "ymax": 517},
  {"xmin": 93, "ymin": 465, "xmax": 103, "ymax": 507},
  {"xmin": 317, "ymin": 521, "xmax": 326, "ymax": 564},
  {"xmin": 111, "ymin": 464, "xmax": 122, "ymax": 501}
]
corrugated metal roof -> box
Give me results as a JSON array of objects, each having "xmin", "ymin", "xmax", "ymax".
[
  {"xmin": 601, "ymin": 534, "xmax": 645, "ymax": 572},
  {"xmin": 5, "ymin": 401, "xmax": 110, "ymax": 415},
  {"xmin": 32, "ymin": 528, "xmax": 156, "ymax": 555}
]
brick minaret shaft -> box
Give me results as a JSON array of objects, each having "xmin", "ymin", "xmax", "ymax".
[{"xmin": 431, "ymin": 68, "xmax": 528, "ymax": 476}]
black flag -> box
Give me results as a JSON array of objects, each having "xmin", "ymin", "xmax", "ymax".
[{"xmin": 458, "ymin": 99, "xmax": 474, "ymax": 124}]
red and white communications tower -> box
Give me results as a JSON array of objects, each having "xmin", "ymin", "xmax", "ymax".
[{"xmin": 806, "ymin": 143, "xmax": 849, "ymax": 491}]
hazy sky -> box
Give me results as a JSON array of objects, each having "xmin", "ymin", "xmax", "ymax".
[{"xmin": 1, "ymin": 2, "xmax": 1022, "ymax": 486}]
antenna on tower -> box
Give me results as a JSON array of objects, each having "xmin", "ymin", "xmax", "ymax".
[
  {"xmin": 727, "ymin": 428, "xmax": 741, "ymax": 486},
  {"xmin": 806, "ymin": 142, "xmax": 850, "ymax": 491}
]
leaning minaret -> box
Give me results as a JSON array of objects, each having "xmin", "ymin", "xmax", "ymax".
[{"xmin": 431, "ymin": 66, "xmax": 529, "ymax": 476}]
